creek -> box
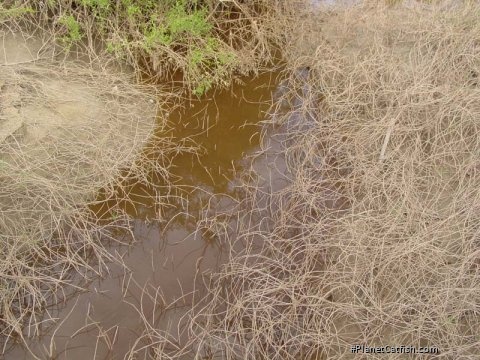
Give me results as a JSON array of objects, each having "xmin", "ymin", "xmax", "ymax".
[{"xmin": 5, "ymin": 71, "xmax": 293, "ymax": 360}]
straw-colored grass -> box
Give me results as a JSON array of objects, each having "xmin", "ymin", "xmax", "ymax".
[
  {"xmin": 0, "ymin": 32, "xmax": 180, "ymax": 352},
  {"xmin": 1, "ymin": 0, "xmax": 286, "ymax": 95},
  {"xmin": 5, "ymin": 1, "xmax": 480, "ymax": 359},
  {"xmin": 0, "ymin": 0, "xmax": 293, "ymax": 354},
  {"xmin": 144, "ymin": 2, "xmax": 480, "ymax": 359}
]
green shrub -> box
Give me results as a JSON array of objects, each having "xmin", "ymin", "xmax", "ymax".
[
  {"xmin": 58, "ymin": 14, "xmax": 82, "ymax": 47},
  {"xmin": 73, "ymin": 0, "xmax": 234, "ymax": 94},
  {"xmin": 166, "ymin": 1, "xmax": 211, "ymax": 37},
  {"xmin": 1, "ymin": 0, "xmax": 278, "ymax": 96},
  {"xmin": 0, "ymin": 4, "xmax": 34, "ymax": 20}
]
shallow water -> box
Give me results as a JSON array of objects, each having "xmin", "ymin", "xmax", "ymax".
[{"xmin": 4, "ymin": 72, "xmax": 281, "ymax": 360}]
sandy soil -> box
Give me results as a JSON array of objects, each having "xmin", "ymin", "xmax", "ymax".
[{"xmin": 0, "ymin": 32, "xmax": 155, "ymax": 145}]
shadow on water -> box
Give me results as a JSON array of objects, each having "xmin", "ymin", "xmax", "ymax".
[{"xmin": 4, "ymin": 72, "xmax": 282, "ymax": 360}]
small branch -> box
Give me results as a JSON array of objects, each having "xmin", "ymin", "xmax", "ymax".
[{"xmin": 379, "ymin": 116, "xmax": 397, "ymax": 162}]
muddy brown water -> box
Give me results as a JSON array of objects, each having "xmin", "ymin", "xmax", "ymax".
[{"xmin": 4, "ymin": 72, "xmax": 289, "ymax": 360}]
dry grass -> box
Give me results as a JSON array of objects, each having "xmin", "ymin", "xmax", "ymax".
[
  {"xmin": 5, "ymin": 1, "xmax": 480, "ymax": 359},
  {"xmin": 0, "ymin": 33, "xmax": 182, "ymax": 352},
  {"xmin": 1, "ymin": 0, "xmax": 289, "ymax": 94},
  {"xmin": 0, "ymin": 0, "xmax": 293, "ymax": 354},
  {"xmin": 149, "ymin": 2, "xmax": 480, "ymax": 359}
]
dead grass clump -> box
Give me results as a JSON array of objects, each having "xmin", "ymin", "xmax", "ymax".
[
  {"xmin": 180, "ymin": 2, "xmax": 480, "ymax": 359},
  {"xmin": 0, "ymin": 41, "xmax": 173, "ymax": 350}
]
